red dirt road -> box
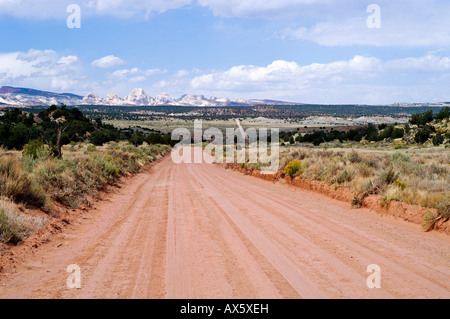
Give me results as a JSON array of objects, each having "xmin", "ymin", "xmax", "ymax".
[{"xmin": 1, "ymin": 153, "xmax": 449, "ymax": 299}]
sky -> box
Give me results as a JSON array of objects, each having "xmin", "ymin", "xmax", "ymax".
[{"xmin": 0, "ymin": 0, "xmax": 450, "ymax": 104}]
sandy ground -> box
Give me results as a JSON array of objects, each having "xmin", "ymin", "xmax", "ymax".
[{"xmin": 0, "ymin": 151, "xmax": 449, "ymax": 299}]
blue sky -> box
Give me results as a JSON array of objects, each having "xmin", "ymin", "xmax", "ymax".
[{"xmin": 0, "ymin": 0, "xmax": 450, "ymax": 104}]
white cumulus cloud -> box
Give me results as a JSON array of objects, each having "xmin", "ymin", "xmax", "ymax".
[
  {"xmin": 110, "ymin": 67, "xmax": 167, "ymax": 79},
  {"xmin": 190, "ymin": 56, "xmax": 381, "ymax": 91},
  {"xmin": 91, "ymin": 55, "xmax": 125, "ymax": 68},
  {"xmin": 88, "ymin": 0, "xmax": 191, "ymax": 18},
  {"xmin": 0, "ymin": 49, "xmax": 87, "ymax": 92},
  {"xmin": 0, "ymin": 0, "xmax": 191, "ymax": 19},
  {"xmin": 184, "ymin": 54, "xmax": 450, "ymax": 104},
  {"xmin": 58, "ymin": 55, "xmax": 79, "ymax": 65},
  {"xmin": 199, "ymin": 0, "xmax": 450, "ymax": 47},
  {"xmin": 198, "ymin": 0, "xmax": 330, "ymax": 19}
]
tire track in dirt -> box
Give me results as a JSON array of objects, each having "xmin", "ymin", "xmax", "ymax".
[{"xmin": 191, "ymin": 162, "xmax": 449, "ymax": 298}]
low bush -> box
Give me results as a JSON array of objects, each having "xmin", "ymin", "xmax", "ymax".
[
  {"xmin": 394, "ymin": 180, "xmax": 407, "ymax": 190},
  {"xmin": 432, "ymin": 132, "xmax": 444, "ymax": 146},
  {"xmin": 422, "ymin": 210, "xmax": 441, "ymax": 232},
  {"xmin": 0, "ymin": 155, "xmax": 48, "ymax": 207},
  {"xmin": 335, "ymin": 169, "xmax": 355, "ymax": 184},
  {"xmin": 414, "ymin": 127, "xmax": 431, "ymax": 144},
  {"xmin": 0, "ymin": 198, "xmax": 47, "ymax": 244},
  {"xmin": 435, "ymin": 195, "xmax": 450, "ymax": 219},
  {"xmin": 22, "ymin": 139, "xmax": 50, "ymax": 160},
  {"xmin": 283, "ymin": 160, "xmax": 304, "ymax": 177},
  {"xmin": 422, "ymin": 195, "xmax": 450, "ymax": 232},
  {"xmin": 347, "ymin": 150, "xmax": 362, "ymax": 163}
]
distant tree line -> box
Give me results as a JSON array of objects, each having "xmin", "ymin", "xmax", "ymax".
[
  {"xmin": 128, "ymin": 131, "xmax": 175, "ymax": 147},
  {"xmin": 0, "ymin": 105, "xmax": 174, "ymax": 152},
  {"xmin": 280, "ymin": 107, "xmax": 449, "ymax": 146}
]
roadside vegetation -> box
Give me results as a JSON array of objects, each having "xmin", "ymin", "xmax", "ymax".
[
  {"xmin": 279, "ymin": 148, "xmax": 447, "ymax": 208},
  {"xmin": 232, "ymin": 108, "xmax": 449, "ymax": 232},
  {"xmin": 0, "ymin": 106, "xmax": 172, "ymax": 244},
  {"xmin": 0, "ymin": 142, "xmax": 170, "ymax": 244},
  {"xmin": 234, "ymin": 146, "xmax": 448, "ymax": 232}
]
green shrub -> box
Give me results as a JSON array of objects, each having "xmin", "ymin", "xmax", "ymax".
[
  {"xmin": 129, "ymin": 132, "xmax": 145, "ymax": 146},
  {"xmin": 415, "ymin": 127, "xmax": 431, "ymax": 144},
  {"xmin": 289, "ymin": 136, "xmax": 295, "ymax": 144},
  {"xmin": 435, "ymin": 107, "xmax": 449, "ymax": 121},
  {"xmin": 391, "ymin": 151, "xmax": 410, "ymax": 163},
  {"xmin": 335, "ymin": 169, "xmax": 355, "ymax": 184},
  {"xmin": 378, "ymin": 165, "xmax": 399, "ymax": 187},
  {"xmin": 392, "ymin": 128, "xmax": 405, "ymax": 139},
  {"xmin": 410, "ymin": 110, "xmax": 433, "ymax": 126},
  {"xmin": 435, "ymin": 195, "xmax": 450, "ymax": 219},
  {"xmin": 347, "ymin": 150, "xmax": 362, "ymax": 163},
  {"xmin": 22, "ymin": 139, "xmax": 50, "ymax": 160},
  {"xmin": 145, "ymin": 133, "xmax": 163, "ymax": 145},
  {"xmin": 283, "ymin": 160, "xmax": 304, "ymax": 177},
  {"xmin": 357, "ymin": 162, "xmax": 374, "ymax": 177},
  {"xmin": 351, "ymin": 195, "xmax": 363, "ymax": 208},
  {"xmin": 432, "ymin": 132, "xmax": 444, "ymax": 146},
  {"xmin": 394, "ymin": 180, "xmax": 407, "ymax": 190},
  {"xmin": 378, "ymin": 126, "xmax": 394, "ymax": 140},
  {"xmin": 90, "ymin": 130, "xmax": 111, "ymax": 146}
]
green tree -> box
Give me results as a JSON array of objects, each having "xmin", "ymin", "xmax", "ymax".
[
  {"xmin": 145, "ymin": 133, "xmax": 163, "ymax": 145},
  {"xmin": 435, "ymin": 107, "xmax": 449, "ymax": 121},
  {"xmin": 313, "ymin": 138, "xmax": 322, "ymax": 146},
  {"xmin": 378, "ymin": 126, "xmax": 393, "ymax": 140},
  {"xmin": 9, "ymin": 123, "xmax": 29, "ymax": 149},
  {"xmin": 414, "ymin": 127, "xmax": 431, "ymax": 144},
  {"xmin": 432, "ymin": 132, "xmax": 444, "ymax": 146},
  {"xmin": 91, "ymin": 130, "xmax": 110, "ymax": 146},
  {"xmin": 162, "ymin": 133, "xmax": 173, "ymax": 146},
  {"xmin": 392, "ymin": 128, "xmax": 405, "ymax": 139},
  {"xmin": 410, "ymin": 110, "xmax": 433, "ymax": 126},
  {"xmin": 129, "ymin": 132, "xmax": 144, "ymax": 146}
]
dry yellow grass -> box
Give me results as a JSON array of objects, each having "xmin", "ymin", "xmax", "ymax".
[
  {"xmin": 0, "ymin": 197, "xmax": 48, "ymax": 244},
  {"xmin": 276, "ymin": 146, "xmax": 449, "ymax": 210},
  {"xmin": 242, "ymin": 147, "xmax": 450, "ymax": 214},
  {"xmin": 0, "ymin": 141, "xmax": 171, "ymax": 244}
]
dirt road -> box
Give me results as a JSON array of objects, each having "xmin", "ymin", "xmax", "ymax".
[{"xmin": 1, "ymin": 152, "xmax": 449, "ymax": 298}]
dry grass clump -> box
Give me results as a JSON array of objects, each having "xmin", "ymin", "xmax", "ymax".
[
  {"xmin": 0, "ymin": 155, "xmax": 49, "ymax": 208},
  {"xmin": 356, "ymin": 162, "xmax": 374, "ymax": 177},
  {"xmin": 422, "ymin": 194, "xmax": 450, "ymax": 231},
  {"xmin": 0, "ymin": 197, "xmax": 48, "ymax": 244}
]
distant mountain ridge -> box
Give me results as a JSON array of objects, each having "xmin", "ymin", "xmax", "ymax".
[{"xmin": 0, "ymin": 86, "xmax": 299, "ymax": 107}]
